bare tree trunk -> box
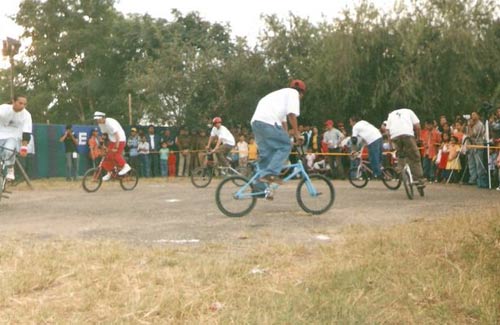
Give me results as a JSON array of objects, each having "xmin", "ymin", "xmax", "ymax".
[{"xmin": 78, "ymin": 97, "xmax": 85, "ymax": 122}]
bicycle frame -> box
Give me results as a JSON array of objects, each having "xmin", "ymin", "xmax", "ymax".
[
  {"xmin": 0, "ymin": 146, "xmax": 17, "ymax": 200},
  {"xmin": 403, "ymin": 163, "xmax": 414, "ymax": 183},
  {"xmin": 354, "ymin": 158, "xmax": 374, "ymax": 176},
  {"xmin": 234, "ymin": 159, "xmax": 317, "ymax": 199}
]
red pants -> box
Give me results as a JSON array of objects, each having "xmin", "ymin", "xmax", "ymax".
[
  {"xmin": 168, "ymin": 153, "xmax": 176, "ymax": 176},
  {"xmin": 102, "ymin": 141, "xmax": 126, "ymax": 172}
]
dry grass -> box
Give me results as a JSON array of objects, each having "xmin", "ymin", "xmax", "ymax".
[{"xmin": 0, "ymin": 212, "xmax": 498, "ymax": 323}]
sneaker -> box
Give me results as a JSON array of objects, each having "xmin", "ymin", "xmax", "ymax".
[
  {"xmin": 102, "ymin": 172, "xmax": 112, "ymax": 181},
  {"xmin": 6, "ymin": 167, "xmax": 15, "ymax": 181},
  {"xmin": 496, "ymin": 186, "xmax": 500, "ymax": 191},
  {"xmin": 118, "ymin": 164, "xmax": 131, "ymax": 176}
]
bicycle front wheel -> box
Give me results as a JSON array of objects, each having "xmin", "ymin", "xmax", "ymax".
[
  {"xmin": 82, "ymin": 168, "xmax": 103, "ymax": 193},
  {"xmin": 215, "ymin": 175, "xmax": 257, "ymax": 217},
  {"xmin": 191, "ymin": 167, "xmax": 213, "ymax": 188},
  {"xmin": 348, "ymin": 167, "xmax": 369, "ymax": 188},
  {"xmin": 296, "ymin": 174, "xmax": 335, "ymax": 215},
  {"xmin": 402, "ymin": 169, "xmax": 414, "ymax": 200},
  {"xmin": 120, "ymin": 168, "xmax": 139, "ymax": 191},
  {"xmin": 0, "ymin": 173, "xmax": 4, "ymax": 202},
  {"xmin": 381, "ymin": 167, "xmax": 401, "ymax": 190}
]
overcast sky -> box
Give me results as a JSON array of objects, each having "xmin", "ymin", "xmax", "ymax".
[{"xmin": 0, "ymin": 0, "xmax": 407, "ymax": 67}]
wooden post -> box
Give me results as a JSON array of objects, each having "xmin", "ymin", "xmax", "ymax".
[
  {"xmin": 128, "ymin": 93, "xmax": 132, "ymax": 125},
  {"xmin": 15, "ymin": 157, "xmax": 34, "ymax": 190},
  {"xmin": 9, "ymin": 56, "xmax": 14, "ymax": 100}
]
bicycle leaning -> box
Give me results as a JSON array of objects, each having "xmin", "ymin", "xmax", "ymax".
[
  {"xmin": 348, "ymin": 149, "xmax": 401, "ymax": 190},
  {"xmin": 215, "ymin": 155, "xmax": 335, "ymax": 218},
  {"xmin": 0, "ymin": 146, "xmax": 16, "ymax": 202},
  {"xmin": 82, "ymin": 157, "xmax": 139, "ymax": 193},
  {"xmin": 190, "ymin": 150, "xmax": 250, "ymax": 188}
]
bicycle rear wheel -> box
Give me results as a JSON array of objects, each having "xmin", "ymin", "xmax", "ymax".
[
  {"xmin": 191, "ymin": 167, "xmax": 213, "ymax": 188},
  {"xmin": 215, "ymin": 175, "xmax": 257, "ymax": 217},
  {"xmin": 296, "ymin": 174, "xmax": 335, "ymax": 214},
  {"xmin": 82, "ymin": 168, "xmax": 103, "ymax": 193},
  {"xmin": 120, "ymin": 168, "xmax": 139, "ymax": 191},
  {"xmin": 381, "ymin": 167, "xmax": 401, "ymax": 190},
  {"xmin": 402, "ymin": 168, "xmax": 414, "ymax": 200},
  {"xmin": 348, "ymin": 167, "xmax": 369, "ymax": 188},
  {"xmin": 235, "ymin": 166, "xmax": 251, "ymax": 178}
]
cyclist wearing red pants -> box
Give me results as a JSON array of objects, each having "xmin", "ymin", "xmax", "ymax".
[{"xmin": 93, "ymin": 111, "xmax": 131, "ymax": 180}]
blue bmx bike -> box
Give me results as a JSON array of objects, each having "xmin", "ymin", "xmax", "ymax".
[{"xmin": 215, "ymin": 156, "xmax": 335, "ymax": 217}]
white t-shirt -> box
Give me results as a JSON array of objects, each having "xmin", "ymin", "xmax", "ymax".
[
  {"xmin": 149, "ymin": 134, "xmax": 156, "ymax": 150},
  {"xmin": 351, "ymin": 120, "xmax": 382, "ymax": 145},
  {"xmin": 210, "ymin": 125, "xmax": 235, "ymax": 146},
  {"xmin": 98, "ymin": 117, "xmax": 126, "ymax": 143},
  {"xmin": 0, "ymin": 104, "xmax": 32, "ymax": 140},
  {"xmin": 251, "ymin": 88, "xmax": 300, "ymax": 126},
  {"xmin": 386, "ymin": 108, "xmax": 420, "ymax": 138},
  {"xmin": 237, "ymin": 141, "xmax": 248, "ymax": 158}
]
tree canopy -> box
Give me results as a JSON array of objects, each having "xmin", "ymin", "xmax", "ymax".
[{"xmin": 1, "ymin": 0, "xmax": 498, "ymax": 128}]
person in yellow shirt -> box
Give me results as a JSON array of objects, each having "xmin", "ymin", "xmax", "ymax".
[{"xmin": 248, "ymin": 137, "xmax": 258, "ymax": 162}]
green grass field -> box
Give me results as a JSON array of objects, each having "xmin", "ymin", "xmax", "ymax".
[{"xmin": 0, "ymin": 212, "xmax": 498, "ymax": 323}]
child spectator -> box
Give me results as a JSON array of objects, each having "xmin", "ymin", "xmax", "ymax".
[
  {"xmin": 420, "ymin": 119, "xmax": 441, "ymax": 182},
  {"xmin": 236, "ymin": 135, "xmax": 249, "ymax": 167},
  {"xmin": 436, "ymin": 132, "xmax": 450, "ymax": 182},
  {"xmin": 452, "ymin": 120, "xmax": 465, "ymax": 143},
  {"xmin": 168, "ymin": 151, "xmax": 176, "ymax": 178},
  {"xmin": 159, "ymin": 141, "xmax": 170, "ymax": 177},
  {"xmin": 248, "ymin": 137, "xmax": 258, "ymax": 162},
  {"xmin": 138, "ymin": 135, "xmax": 150, "ymax": 178},
  {"xmin": 445, "ymin": 135, "xmax": 461, "ymax": 183},
  {"xmin": 305, "ymin": 148, "xmax": 316, "ymax": 171},
  {"xmin": 88, "ymin": 127, "xmax": 102, "ymax": 168}
]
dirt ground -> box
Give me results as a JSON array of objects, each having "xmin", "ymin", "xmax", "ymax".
[{"xmin": 1, "ymin": 177, "xmax": 499, "ymax": 246}]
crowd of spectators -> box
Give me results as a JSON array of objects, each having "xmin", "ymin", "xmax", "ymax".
[{"xmin": 82, "ymin": 106, "xmax": 500, "ymax": 190}]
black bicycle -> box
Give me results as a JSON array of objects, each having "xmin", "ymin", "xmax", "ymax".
[
  {"xmin": 348, "ymin": 149, "xmax": 401, "ymax": 190},
  {"xmin": 191, "ymin": 150, "xmax": 250, "ymax": 188}
]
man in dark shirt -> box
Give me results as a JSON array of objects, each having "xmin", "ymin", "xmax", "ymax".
[{"xmin": 59, "ymin": 124, "xmax": 78, "ymax": 181}]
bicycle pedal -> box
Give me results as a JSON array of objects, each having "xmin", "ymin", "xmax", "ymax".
[{"xmin": 264, "ymin": 188, "xmax": 274, "ymax": 200}]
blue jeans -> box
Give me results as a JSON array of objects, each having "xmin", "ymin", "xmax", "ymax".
[
  {"xmin": 422, "ymin": 156, "xmax": 436, "ymax": 181},
  {"xmin": 467, "ymin": 149, "xmax": 488, "ymax": 187},
  {"xmin": 368, "ymin": 138, "xmax": 383, "ymax": 178},
  {"xmin": 251, "ymin": 120, "xmax": 291, "ymax": 177},
  {"xmin": 140, "ymin": 154, "xmax": 150, "ymax": 177},
  {"xmin": 0, "ymin": 138, "xmax": 18, "ymax": 166},
  {"xmin": 160, "ymin": 159, "xmax": 168, "ymax": 177},
  {"xmin": 65, "ymin": 152, "xmax": 78, "ymax": 180}
]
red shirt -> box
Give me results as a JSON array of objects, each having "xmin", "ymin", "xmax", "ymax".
[{"xmin": 420, "ymin": 128, "xmax": 441, "ymax": 159}]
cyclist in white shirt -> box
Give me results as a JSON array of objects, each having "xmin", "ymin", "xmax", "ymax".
[
  {"xmin": 251, "ymin": 79, "xmax": 305, "ymax": 184},
  {"xmin": 0, "ymin": 95, "xmax": 32, "ymax": 181},
  {"xmin": 206, "ymin": 117, "xmax": 235, "ymax": 167},
  {"xmin": 93, "ymin": 111, "xmax": 131, "ymax": 180},
  {"xmin": 349, "ymin": 116, "xmax": 383, "ymax": 178},
  {"xmin": 386, "ymin": 108, "xmax": 425, "ymax": 188}
]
